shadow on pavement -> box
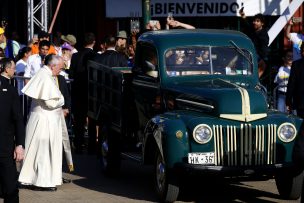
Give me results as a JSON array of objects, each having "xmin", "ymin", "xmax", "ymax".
[
  {"xmin": 67, "ymin": 154, "xmax": 296, "ymax": 203},
  {"xmin": 67, "ymin": 154, "xmax": 158, "ymax": 202}
]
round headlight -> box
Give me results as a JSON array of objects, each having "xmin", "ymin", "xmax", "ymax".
[
  {"xmin": 193, "ymin": 124, "xmax": 213, "ymax": 144},
  {"xmin": 277, "ymin": 123, "xmax": 297, "ymax": 143}
]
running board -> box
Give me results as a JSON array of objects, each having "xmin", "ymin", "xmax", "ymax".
[{"xmin": 121, "ymin": 152, "xmax": 142, "ymax": 163}]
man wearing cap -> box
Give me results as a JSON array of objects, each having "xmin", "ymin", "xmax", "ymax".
[
  {"xmin": 0, "ymin": 27, "xmax": 5, "ymax": 43},
  {"xmin": 0, "ymin": 27, "xmax": 20, "ymax": 59},
  {"xmin": 61, "ymin": 43, "xmax": 73, "ymax": 66},
  {"xmin": 116, "ymin": 30, "xmax": 127, "ymax": 49},
  {"xmin": 116, "ymin": 30, "xmax": 129, "ymax": 60},
  {"xmin": 61, "ymin": 34, "xmax": 78, "ymax": 54},
  {"xmin": 31, "ymin": 31, "xmax": 56, "ymax": 55}
]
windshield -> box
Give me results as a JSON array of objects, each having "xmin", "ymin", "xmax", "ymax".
[{"xmin": 165, "ymin": 46, "xmax": 253, "ymax": 77}]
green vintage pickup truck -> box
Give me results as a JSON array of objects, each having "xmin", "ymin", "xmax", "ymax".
[{"xmin": 87, "ymin": 29, "xmax": 303, "ymax": 202}]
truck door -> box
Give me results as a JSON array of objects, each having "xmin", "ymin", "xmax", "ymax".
[{"xmin": 132, "ymin": 43, "xmax": 161, "ymax": 130}]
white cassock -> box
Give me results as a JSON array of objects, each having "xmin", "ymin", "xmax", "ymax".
[{"xmin": 18, "ymin": 66, "xmax": 66, "ymax": 187}]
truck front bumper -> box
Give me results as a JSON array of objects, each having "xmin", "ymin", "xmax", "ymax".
[{"xmin": 174, "ymin": 162, "xmax": 296, "ymax": 177}]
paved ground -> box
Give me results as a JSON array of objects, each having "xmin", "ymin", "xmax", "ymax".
[
  {"xmin": 0, "ymin": 153, "xmax": 301, "ymax": 203},
  {"xmin": 18, "ymin": 154, "xmax": 157, "ymax": 203}
]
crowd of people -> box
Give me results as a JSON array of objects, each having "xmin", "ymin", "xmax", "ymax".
[{"xmin": 0, "ymin": 9, "xmax": 304, "ymax": 202}]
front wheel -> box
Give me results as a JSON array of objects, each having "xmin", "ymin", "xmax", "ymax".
[
  {"xmin": 275, "ymin": 170, "xmax": 304, "ymax": 200},
  {"xmin": 154, "ymin": 149, "xmax": 179, "ymax": 203}
]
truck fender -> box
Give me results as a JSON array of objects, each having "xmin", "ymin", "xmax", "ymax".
[{"xmin": 143, "ymin": 116, "xmax": 189, "ymax": 167}]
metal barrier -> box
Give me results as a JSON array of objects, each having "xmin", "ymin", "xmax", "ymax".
[{"xmin": 12, "ymin": 75, "xmax": 73, "ymax": 122}]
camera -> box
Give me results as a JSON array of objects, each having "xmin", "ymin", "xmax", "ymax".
[
  {"xmin": 168, "ymin": 12, "xmax": 173, "ymax": 20},
  {"xmin": 130, "ymin": 20, "xmax": 140, "ymax": 32}
]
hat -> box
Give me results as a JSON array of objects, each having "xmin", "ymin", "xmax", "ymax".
[
  {"xmin": 0, "ymin": 27, "xmax": 4, "ymax": 35},
  {"xmin": 38, "ymin": 31, "xmax": 50, "ymax": 39},
  {"xmin": 116, "ymin": 30, "xmax": 127, "ymax": 39},
  {"xmin": 61, "ymin": 42, "xmax": 73, "ymax": 51},
  {"xmin": 61, "ymin": 34, "xmax": 77, "ymax": 46}
]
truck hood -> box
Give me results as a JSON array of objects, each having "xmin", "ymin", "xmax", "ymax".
[{"xmin": 167, "ymin": 79, "xmax": 267, "ymax": 122}]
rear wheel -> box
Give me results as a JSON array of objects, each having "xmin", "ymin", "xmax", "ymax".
[
  {"xmin": 154, "ymin": 149, "xmax": 179, "ymax": 203},
  {"xmin": 100, "ymin": 126, "xmax": 121, "ymax": 176},
  {"xmin": 275, "ymin": 170, "xmax": 304, "ymax": 200}
]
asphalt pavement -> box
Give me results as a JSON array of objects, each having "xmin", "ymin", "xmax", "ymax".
[
  {"xmin": 0, "ymin": 153, "xmax": 301, "ymax": 203},
  {"xmin": 17, "ymin": 154, "xmax": 157, "ymax": 203}
]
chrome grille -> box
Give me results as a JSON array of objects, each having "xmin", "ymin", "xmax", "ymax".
[{"xmin": 213, "ymin": 124, "xmax": 277, "ymax": 166}]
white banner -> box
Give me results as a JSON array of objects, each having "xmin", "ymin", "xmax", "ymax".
[{"xmin": 106, "ymin": 0, "xmax": 290, "ymax": 18}]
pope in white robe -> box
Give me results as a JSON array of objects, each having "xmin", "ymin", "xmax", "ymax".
[{"xmin": 18, "ymin": 63, "xmax": 68, "ymax": 188}]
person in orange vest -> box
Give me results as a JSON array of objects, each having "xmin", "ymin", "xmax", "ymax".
[{"xmin": 31, "ymin": 31, "xmax": 56, "ymax": 55}]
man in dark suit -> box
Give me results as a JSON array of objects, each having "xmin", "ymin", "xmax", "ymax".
[
  {"xmin": 94, "ymin": 36, "xmax": 128, "ymax": 67},
  {"xmin": 57, "ymin": 74, "xmax": 71, "ymax": 117},
  {"xmin": 0, "ymin": 58, "xmax": 25, "ymax": 203},
  {"xmin": 286, "ymin": 43, "xmax": 304, "ymax": 202},
  {"xmin": 90, "ymin": 36, "xmax": 129, "ymax": 156},
  {"xmin": 286, "ymin": 43, "xmax": 304, "ymax": 118},
  {"xmin": 69, "ymin": 33, "xmax": 96, "ymax": 154}
]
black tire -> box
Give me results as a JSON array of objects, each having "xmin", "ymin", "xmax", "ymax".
[
  {"xmin": 154, "ymin": 149, "xmax": 179, "ymax": 203},
  {"xmin": 100, "ymin": 126, "xmax": 121, "ymax": 176},
  {"xmin": 275, "ymin": 170, "xmax": 304, "ymax": 200}
]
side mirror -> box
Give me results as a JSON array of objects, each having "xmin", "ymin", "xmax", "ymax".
[
  {"xmin": 143, "ymin": 60, "xmax": 158, "ymax": 78},
  {"xmin": 144, "ymin": 60, "xmax": 156, "ymax": 71}
]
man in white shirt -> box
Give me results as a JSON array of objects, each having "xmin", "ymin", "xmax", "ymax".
[
  {"xmin": 274, "ymin": 50, "xmax": 293, "ymax": 112},
  {"xmin": 285, "ymin": 20, "xmax": 304, "ymax": 61},
  {"xmin": 24, "ymin": 40, "xmax": 50, "ymax": 83}
]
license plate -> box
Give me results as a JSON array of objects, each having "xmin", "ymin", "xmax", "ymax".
[{"xmin": 188, "ymin": 152, "xmax": 215, "ymax": 165}]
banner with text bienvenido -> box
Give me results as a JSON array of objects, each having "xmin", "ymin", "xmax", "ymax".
[{"xmin": 106, "ymin": 0, "xmax": 289, "ymax": 18}]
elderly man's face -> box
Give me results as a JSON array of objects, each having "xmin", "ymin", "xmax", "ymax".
[{"xmin": 52, "ymin": 58, "xmax": 64, "ymax": 76}]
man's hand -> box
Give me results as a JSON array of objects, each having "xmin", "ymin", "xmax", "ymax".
[
  {"xmin": 63, "ymin": 108, "xmax": 69, "ymax": 117},
  {"xmin": 288, "ymin": 19, "xmax": 294, "ymax": 26},
  {"xmin": 14, "ymin": 145, "xmax": 24, "ymax": 162},
  {"xmin": 168, "ymin": 20, "xmax": 179, "ymax": 28},
  {"xmin": 239, "ymin": 7, "xmax": 246, "ymax": 19},
  {"xmin": 286, "ymin": 105, "xmax": 292, "ymax": 114}
]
